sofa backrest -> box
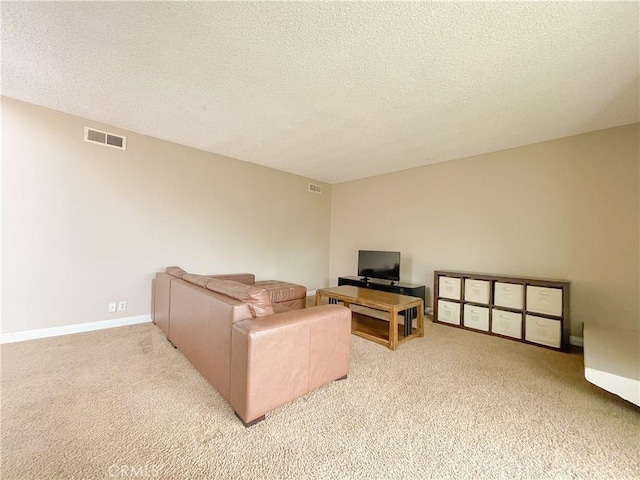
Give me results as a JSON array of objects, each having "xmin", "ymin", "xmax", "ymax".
[
  {"xmin": 174, "ymin": 273, "xmax": 273, "ymax": 318},
  {"xmin": 208, "ymin": 273, "xmax": 255, "ymax": 285},
  {"xmin": 169, "ymin": 279, "xmax": 253, "ymax": 401},
  {"xmin": 165, "ymin": 266, "xmax": 187, "ymax": 278},
  {"xmin": 165, "ymin": 267, "xmax": 255, "ymax": 286},
  {"xmin": 204, "ymin": 279, "xmax": 274, "ymax": 318},
  {"xmin": 161, "ymin": 270, "xmax": 273, "ymax": 401},
  {"xmin": 181, "ymin": 273, "xmax": 211, "ymax": 288}
]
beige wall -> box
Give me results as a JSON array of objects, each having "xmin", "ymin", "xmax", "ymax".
[
  {"xmin": 3, "ymin": 97, "xmax": 638, "ymax": 338},
  {"xmin": 1, "ymin": 97, "xmax": 332, "ymax": 334},
  {"xmin": 330, "ymin": 124, "xmax": 640, "ymax": 336}
]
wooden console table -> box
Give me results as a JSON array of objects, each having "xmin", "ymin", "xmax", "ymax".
[{"xmin": 315, "ymin": 286, "xmax": 424, "ymax": 350}]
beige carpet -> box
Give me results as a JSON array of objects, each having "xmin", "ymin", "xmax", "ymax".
[{"xmin": 1, "ymin": 318, "xmax": 638, "ymax": 479}]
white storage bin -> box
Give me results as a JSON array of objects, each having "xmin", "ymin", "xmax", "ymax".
[
  {"xmin": 526, "ymin": 286, "xmax": 563, "ymax": 316},
  {"xmin": 491, "ymin": 309, "xmax": 522, "ymax": 339},
  {"xmin": 463, "ymin": 304, "xmax": 489, "ymax": 331},
  {"xmin": 437, "ymin": 300, "xmax": 461, "ymax": 325},
  {"xmin": 525, "ymin": 315, "xmax": 561, "ymax": 348},
  {"xmin": 439, "ymin": 276, "xmax": 461, "ymax": 300},
  {"xmin": 464, "ymin": 279, "xmax": 490, "ymax": 304},
  {"xmin": 494, "ymin": 282, "xmax": 523, "ymax": 310}
]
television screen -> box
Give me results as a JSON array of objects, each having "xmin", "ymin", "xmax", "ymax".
[{"xmin": 357, "ymin": 250, "xmax": 400, "ymax": 282}]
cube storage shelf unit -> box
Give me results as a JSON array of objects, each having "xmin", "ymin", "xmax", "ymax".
[{"xmin": 433, "ymin": 270, "xmax": 571, "ymax": 352}]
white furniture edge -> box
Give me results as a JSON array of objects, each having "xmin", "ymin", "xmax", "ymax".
[
  {"xmin": 583, "ymin": 323, "xmax": 640, "ymax": 407},
  {"xmin": 1, "ymin": 314, "xmax": 151, "ymax": 344},
  {"xmin": 585, "ymin": 367, "xmax": 640, "ymax": 406},
  {"xmin": 569, "ymin": 336, "xmax": 583, "ymax": 347}
]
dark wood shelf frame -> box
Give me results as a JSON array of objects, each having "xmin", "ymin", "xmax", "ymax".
[{"xmin": 433, "ymin": 270, "xmax": 571, "ymax": 352}]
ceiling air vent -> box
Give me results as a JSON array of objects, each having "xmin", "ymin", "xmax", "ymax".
[
  {"xmin": 308, "ymin": 183, "xmax": 323, "ymax": 194},
  {"xmin": 84, "ymin": 127, "xmax": 126, "ymax": 150}
]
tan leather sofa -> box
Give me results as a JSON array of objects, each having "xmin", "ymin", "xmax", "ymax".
[
  {"xmin": 152, "ymin": 268, "xmax": 308, "ymax": 339},
  {"xmin": 151, "ymin": 266, "xmax": 351, "ymax": 426}
]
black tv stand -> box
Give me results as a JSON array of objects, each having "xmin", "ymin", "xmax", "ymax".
[{"xmin": 338, "ymin": 276, "xmax": 426, "ymax": 308}]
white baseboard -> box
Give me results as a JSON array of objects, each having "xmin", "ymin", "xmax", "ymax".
[
  {"xmin": 307, "ymin": 290, "xmax": 316, "ymax": 297},
  {"xmin": 1, "ymin": 314, "xmax": 152, "ymax": 344}
]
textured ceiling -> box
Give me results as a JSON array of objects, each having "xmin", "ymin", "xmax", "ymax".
[{"xmin": 2, "ymin": 2, "xmax": 638, "ymax": 184}]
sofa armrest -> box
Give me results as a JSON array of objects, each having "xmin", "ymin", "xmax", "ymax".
[
  {"xmin": 230, "ymin": 304, "xmax": 351, "ymax": 424},
  {"xmin": 152, "ymin": 273, "xmax": 172, "ymax": 337},
  {"xmin": 208, "ymin": 273, "xmax": 255, "ymax": 285}
]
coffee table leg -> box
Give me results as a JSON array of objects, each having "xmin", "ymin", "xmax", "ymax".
[
  {"xmin": 390, "ymin": 310, "xmax": 398, "ymax": 350},
  {"xmin": 401, "ymin": 310, "xmax": 406, "ymax": 337},
  {"xmin": 404, "ymin": 308, "xmax": 414, "ymax": 337}
]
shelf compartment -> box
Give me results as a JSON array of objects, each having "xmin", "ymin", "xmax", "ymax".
[
  {"xmin": 463, "ymin": 304, "xmax": 489, "ymax": 331},
  {"xmin": 491, "ymin": 309, "xmax": 522, "ymax": 339},
  {"xmin": 464, "ymin": 279, "xmax": 490, "ymax": 304},
  {"xmin": 494, "ymin": 282, "xmax": 524, "ymax": 310},
  {"xmin": 525, "ymin": 314, "xmax": 562, "ymax": 348},
  {"xmin": 437, "ymin": 300, "xmax": 461, "ymax": 325},
  {"xmin": 439, "ymin": 276, "xmax": 461, "ymax": 300},
  {"xmin": 526, "ymin": 286, "xmax": 563, "ymax": 316}
]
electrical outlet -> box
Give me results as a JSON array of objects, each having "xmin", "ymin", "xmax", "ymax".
[
  {"xmin": 108, "ymin": 302, "xmax": 117, "ymax": 313},
  {"xmin": 118, "ymin": 301, "xmax": 127, "ymax": 311}
]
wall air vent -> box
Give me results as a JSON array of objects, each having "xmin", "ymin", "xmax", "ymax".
[
  {"xmin": 84, "ymin": 127, "xmax": 126, "ymax": 150},
  {"xmin": 308, "ymin": 183, "xmax": 323, "ymax": 194}
]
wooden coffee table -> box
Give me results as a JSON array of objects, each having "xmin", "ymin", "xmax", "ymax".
[{"xmin": 315, "ymin": 286, "xmax": 424, "ymax": 350}]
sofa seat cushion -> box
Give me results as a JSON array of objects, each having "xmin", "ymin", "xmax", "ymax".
[
  {"xmin": 254, "ymin": 280, "xmax": 307, "ymax": 304},
  {"xmin": 206, "ymin": 279, "xmax": 274, "ymax": 318},
  {"xmin": 272, "ymin": 303, "xmax": 293, "ymax": 314}
]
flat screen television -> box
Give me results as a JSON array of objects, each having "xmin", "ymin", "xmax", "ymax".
[{"xmin": 357, "ymin": 250, "xmax": 400, "ymax": 282}]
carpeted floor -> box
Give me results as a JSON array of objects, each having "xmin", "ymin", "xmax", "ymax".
[{"xmin": 1, "ymin": 316, "xmax": 639, "ymax": 479}]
